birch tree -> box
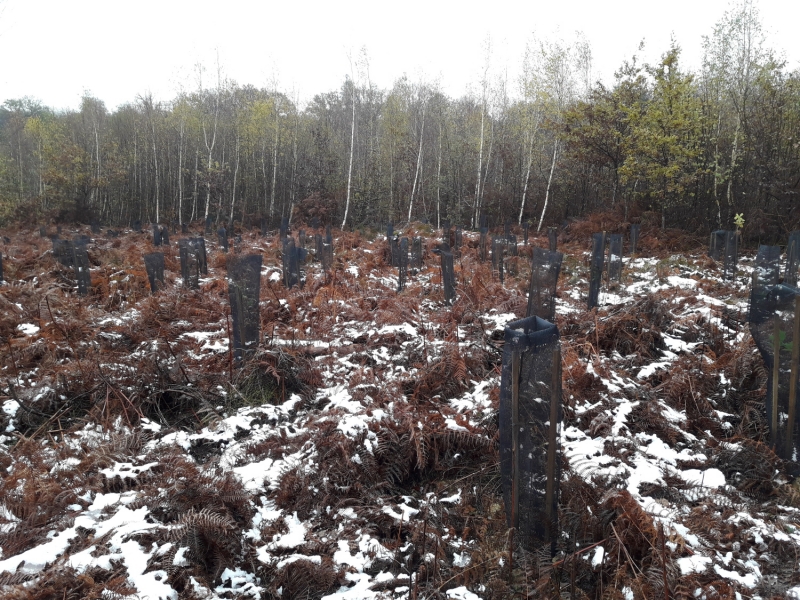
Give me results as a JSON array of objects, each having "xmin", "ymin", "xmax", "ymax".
[
  {"xmin": 341, "ymin": 54, "xmax": 357, "ymax": 230},
  {"xmin": 79, "ymin": 95, "xmax": 107, "ymax": 216},
  {"xmin": 472, "ymin": 39, "xmax": 491, "ymax": 228},
  {"xmin": 702, "ymin": 0, "xmax": 770, "ymax": 225},
  {"xmin": 228, "ymin": 90, "xmax": 241, "ymax": 228},
  {"xmin": 268, "ymin": 77, "xmax": 282, "ymax": 221},
  {"xmin": 197, "ymin": 61, "xmax": 223, "ymax": 220},
  {"xmin": 407, "ymin": 79, "xmax": 429, "ymax": 223},
  {"xmin": 288, "ymin": 89, "xmax": 300, "ymax": 222},
  {"xmin": 516, "ymin": 48, "xmax": 543, "ymax": 224},
  {"xmin": 139, "ymin": 94, "xmax": 161, "ymax": 223},
  {"xmin": 534, "ymin": 35, "xmax": 590, "ymax": 231},
  {"xmin": 432, "ymin": 95, "xmax": 448, "ymax": 229},
  {"xmin": 170, "ymin": 96, "xmax": 196, "ymax": 225}
]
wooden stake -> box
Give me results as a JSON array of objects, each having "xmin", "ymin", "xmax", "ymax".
[
  {"xmin": 602, "ymin": 231, "xmax": 609, "ymax": 292},
  {"xmin": 787, "ymin": 295, "xmax": 800, "ymax": 452},
  {"xmin": 772, "ymin": 315, "xmax": 781, "ymax": 449},
  {"xmin": 659, "ymin": 524, "xmax": 670, "ymax": 600},
  {"xmin": 511, "ymin": 350, "xmax": 520, "ymax": 530},
  {"xmin": 508, "ymin": 527, "xmax": 515, "ymax": 584},
  {"xmin": 225, "ymin": 308, "xmax": 234, "ymax": 383},
  {"xmin": 545, "ymin": 346, "xmax": 561, "ymax": 552}
]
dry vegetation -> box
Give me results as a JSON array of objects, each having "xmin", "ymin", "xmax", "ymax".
[{"xmin": 0, "ymin": 216, "xmax": 797, "ymax": 599}]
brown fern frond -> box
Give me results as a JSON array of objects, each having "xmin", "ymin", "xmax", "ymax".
[
  {"xmin": 170, "ymin": 507, "xmax": 236, "ymax": 542},
  {"xmin": 434, "ymin": 429, "xmax": 494, "ymax": 456},
  {"xmin": 495, "ymin": 295, "xmax": 527, "ymax": 318},
  {"xmin": 409, "ymin": 343, "xmax": 471, "ymax": 401},
  {"xmin": 714, "ymin": 437, "xmax": 779, "ymax": 498},
  {"xmin": 270, "ymin": 557, "xmax": 338, "ymax": 599},
  {"xmin": 601, "ymin": 488, "xmax": 658, "ymax": 572},
  {"xmin": 411, "ymin": 425, "xmax": 430, "ymax": 470},
  {"xmin": 0, "ymin": 570, "xmax": 36, "ymax": 585}
]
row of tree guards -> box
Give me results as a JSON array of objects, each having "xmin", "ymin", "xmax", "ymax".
[
  {"xmin": 385, "ymin": 219, "xmax": 569, "ymax": 304},
  {"xmin": 42, "ymin": 220, "xmax": 637, "ymax": 367},
  {"xmin": 749, "ymin": 232, "xmax": 800, "ymax": 467},
  {"xmin": 45, "ymin": 217, "xmax": 636, "ymax": 322},
  {"xmin": 497, "ymin": 224, "xmax": 649, "ymax": 554},
  {"xmin": 586, "ymin": 226, "xmax": 640, "ymax": 309},
  {"xmin": 498, "ymin": 229, "xmax": 565, "ymax": 553},
  {"xmin": 39, "ymin": 220, "xmax": 646, "ymax": 553},
  {"xmin": 281, "ymin": 225, "xmax": 333, "ymax": 289},
  {"xmin": 139, "ymin": 239, "xmax": 210, "ymax": 295},
  {"xmin": 33, "ymin": 221, "xmax": 800, "ymax": 553},
  {"xmin": 496, "ymin": 223, "xmax": 766, "ymax": 555},
  {"xmin": 385, "ymin": 223, "xmax": 571, "ymax": 553},
  {"xmin": 141, "ymin": 249, "xmax": 263, "ymax": 364},
  {"xmin": 44, "ymin": 219, "xmax": 338, "ymax": 298}
]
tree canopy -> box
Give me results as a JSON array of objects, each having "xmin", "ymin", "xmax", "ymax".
[{"xmin": 1, "ymin": 6, "xmax": 798, "ymax": 239}]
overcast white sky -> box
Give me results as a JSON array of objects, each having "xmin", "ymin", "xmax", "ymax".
[{"xmin": 1, "ymin": 0, "xmax": 798, "ymax": 111}]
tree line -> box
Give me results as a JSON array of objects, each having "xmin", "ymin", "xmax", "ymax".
[{"xmin": 1, "ymin": 1, "xmax": 798, "ymax": 239}]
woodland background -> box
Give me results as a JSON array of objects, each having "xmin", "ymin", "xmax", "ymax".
[{"xmin": 0, "ymin": 1, "xmax": 798, "ymax": 239}]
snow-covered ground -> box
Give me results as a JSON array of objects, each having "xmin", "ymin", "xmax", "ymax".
[{"xmin": 0, "ymin": 225, "xmax": 798, "ymax": 598}]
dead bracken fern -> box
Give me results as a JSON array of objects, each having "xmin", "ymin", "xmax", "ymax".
[
  {"xmin": 168, "ymin": 507, "xmax": 239, "ymax": 579},
  {"xmin": 0, "ymin": 220, "xmax": 796, "ymax": 599},
  {"xmin": 409, "ymin": 342, "xmax": 470, "ymax": 401},
  {"xmin": 0, "ymin": 565, "xmax": 138, "ymax": 600},
  {"xmin": 268, "ymin": 557, "xmax": 339, "ymax": 598}
]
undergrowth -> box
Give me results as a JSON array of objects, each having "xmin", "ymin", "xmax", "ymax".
[{"xmin": 0, "ymin": 219, "xmax": 794, "ymax": 599}]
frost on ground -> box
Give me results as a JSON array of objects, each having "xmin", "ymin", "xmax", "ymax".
[{"xmin": 0, "ymin": 220, "xmax": 798, "ymax": 599}]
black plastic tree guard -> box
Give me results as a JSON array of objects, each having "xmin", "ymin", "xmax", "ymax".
[{"xmin": 499, "ymin": 315, "xmax": 561, "ymax": 554}]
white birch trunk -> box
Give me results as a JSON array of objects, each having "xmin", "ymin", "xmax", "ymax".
[
  {"xmin": 17, "ymin": 137, "xmax": 23, "ymax": 201},
  {"xmin": 537, "ymin": 139, "xmax": 558, "ymax": 231},
  {"xmin": 518, "ymin": 137, "xmax": 534, "ymax": 225},
  {"xmin": 269, "ymin": 108, "xmax": 279, "ymax": 220},
  {"xmin": 229, "ymin": 134, "xmax": 240, "ymax": 225},
  {"xmin": 178, "ymin": 119, "xmax": 184, "ymax": 225},
  {"xmin": 341, "ymin": 80, "xmax": 356, "ymax": 230},
  {"xmin": 436, "ymin": 123, "xmax": 442, "ymax": 230},
  {"xmin": 38, "ymin": 138, "xmax": 44, "ymax": 203},
  {"xmin": 407, "ymin": 101, "xmax": 426, "ymax": 224},
  {"xmin": 152, "ymin": 121, "xmax": 159, "ymax": 224},
  {"xmin": 202, "ymin": 95, "xmax": 219, "ymax": 220},
  {"xmin": 472, "ymin": 107, "xmax": 485, "ymax": 228},
  {"xmin": 94, "ymin": 122, "xmax": 101, "ymax": 210},
  {"xmin": 289, "ymin": 109, "xmax": 299, "ymax": 224},
  {"xmin": 261, "ymin": 140, "xmax": 269, "ymax": 214},
  {"xmin": 479, "ymin": 119, "xmax": 493, "ymax": 212},
  {"xmin": 133, "ymin": 133, "xmax": 138, "ymax": 201},
  {"xmin": 389, "ymin": 143, "xmax": 394, "ymax": 213},
  {"xmin": 518, "ymin": 105, "xmax": 540, "ymax": 225},
  {"xmin": 712, "ymin": 109, "xmax": 722, "ymax": 228},
  {"xmin": 191, "ymin": 149, "xmax": 198, "ymax": 222}
]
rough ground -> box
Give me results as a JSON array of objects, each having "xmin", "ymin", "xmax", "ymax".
[{"xmin": 0, "ymin": 218, "xmax": 798, "ymax": 600}]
